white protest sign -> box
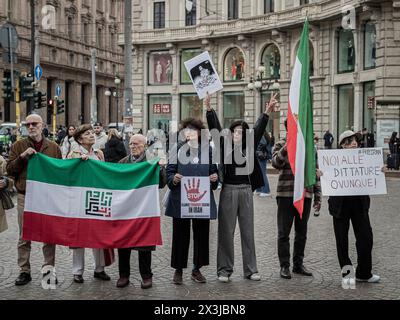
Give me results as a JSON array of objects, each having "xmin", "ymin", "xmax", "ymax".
[
  {"xmin": 181, "ymin": 176, "xmax": 210, "ymax": 218},
  {"xmin": 317, "ymin": 148, "xmax": 387, "ymax": 196},
  {"xmin": 183, "ymin": 51, "xmax": 223, "ymax": 99}
]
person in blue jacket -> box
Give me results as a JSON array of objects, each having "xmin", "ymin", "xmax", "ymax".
[{"xmin": 165, "ymin": 118, "xmax": 219, "ymax": 285}]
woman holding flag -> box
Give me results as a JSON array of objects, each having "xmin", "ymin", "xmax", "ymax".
[{"xmin": 67, "ymin": 124, "xmax": 112, "ymax": 284}]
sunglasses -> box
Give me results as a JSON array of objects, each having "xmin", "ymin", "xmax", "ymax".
[{"xmin": 26, "ymin": 122, "xmax": 40, "ymax": 127}]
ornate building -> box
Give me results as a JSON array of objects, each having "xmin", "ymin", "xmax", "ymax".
[
  {"xmin": 126, "ymin": 0, "xmax": 400, "ymax": 148},
  {"xmin": 0, "ymin": 0, "xmax": 124, "ymax": 127}
]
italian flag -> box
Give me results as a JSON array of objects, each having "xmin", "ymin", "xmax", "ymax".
[
  {"xmin": 287, "ymin": 19, "xmax": 316, "ymax": 218},
  {"xmin": 22, "ymin": 153, "xmax": 163, "ymax": 249}
]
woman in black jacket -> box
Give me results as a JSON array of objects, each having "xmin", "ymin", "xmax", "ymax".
[
  {"xmin": 104, "ymin": 129, "xmax": 127, "ymax": 163},
  {"xmin": 320, "ymin": 130, "xmax": 381, "ymax": 287},
  {"xmin": 205, "ymin": 92, "xmax": 278, "ymax": 283}
]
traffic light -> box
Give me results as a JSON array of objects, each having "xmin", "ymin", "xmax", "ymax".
[
  {"xmin": 56, "ymin": 98, "xmax": 65, "ymax": 114},
  {"xmin": 33, "ymin": 90, "xmax": 40, "ymax": 109},
  {"xmin": 39, "ymin": 91, "xmax": 47, "ymax": 108},
  {"xmin": 1, "ymin": 74, "xmax": 13, "ymax": 101},
  {"xmin": 48, "ymin": 98, "xmax": 54, "ymax": 114},
  {"xmin": 20, "ymin": 73, "xmax": 35, "ymax": 101}
]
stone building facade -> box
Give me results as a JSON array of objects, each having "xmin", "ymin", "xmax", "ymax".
[
  {"xmin": 0, "ymin": 0, "xmax": 124, "ymax": 128},
  {"xmin": 127, "ymin": 0, "xmax": 400, "ymax": 148}
]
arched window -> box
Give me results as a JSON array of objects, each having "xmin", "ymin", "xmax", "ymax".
[
  {"xmin": 294, "ymin": 40, "xmax": 315, "ymax": 76},
  {"xmin": 224, "ymin": 47, "xmax": 245, "ymax": 82},
  {"xmin": 261, "ymin": 44, "xmax": 281, "ymax": 79},
  {"xmin": 338, "ymin": 29, "xmax": 355, "ymax": 73}
]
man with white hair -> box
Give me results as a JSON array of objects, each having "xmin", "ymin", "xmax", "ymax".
[
  {"xmin": 7, "ymin": 114, "xmax": 62, "ymax": 286},
  {"xmin": 116, "ymin": 134, "xmax": 167, "ymax": 289}
]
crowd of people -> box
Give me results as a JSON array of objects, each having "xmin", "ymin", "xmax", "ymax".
[{"xmin": 0, "ymin": 94, "xmax": 384, "ymax": 291}]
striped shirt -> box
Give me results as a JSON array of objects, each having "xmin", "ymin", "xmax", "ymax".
[{"xmin": 272, "ymin": 138, "xmax": 321, "ymax": 202}]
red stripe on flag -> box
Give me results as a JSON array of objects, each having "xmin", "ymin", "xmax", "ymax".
[
  {"xmin": 22, "ymin": 212, "xmax": 163, "ymax": 249},
  {"xmin": 287, "ymin": 101, "xmax": 298, "ymax": 176}
]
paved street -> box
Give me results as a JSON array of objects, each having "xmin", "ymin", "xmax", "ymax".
[{"xmin": 0, "ymin": 175, "xmax": 399, "ymax": 300}]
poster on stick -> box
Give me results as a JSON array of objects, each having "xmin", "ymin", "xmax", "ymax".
[
  {"xmin": 183, "ymin": 51, "xmax": 223, "ymax": 99},
  {"xmin": 317, "ymin": 148, "xmax": 387, "ymax": 196},
  {"xmin": 181, "ymin": 176, "xmax": 210, "ymax": 218}
]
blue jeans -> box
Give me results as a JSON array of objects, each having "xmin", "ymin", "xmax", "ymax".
[{"xmin": 256, "ymin": 159, "xmax": 270, "ymax": 194}]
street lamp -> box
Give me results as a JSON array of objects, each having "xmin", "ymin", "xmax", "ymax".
[
  {"xmin": 105, "ymin": 75, "xmax": 122, "ymax": 132},
  {"xmin": 248, "ymin": 62, "xmax": 281, "ymax": 111}
]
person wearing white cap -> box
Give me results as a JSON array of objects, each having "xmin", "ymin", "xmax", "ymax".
[{"xmin": 318, "ymin": 130, "xmax": 380, "ymax": 287}]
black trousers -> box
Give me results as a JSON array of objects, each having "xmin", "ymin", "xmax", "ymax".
[
  {"xmin": 333, "ymin": 210, "xmax": 373, "ymax": 280},
  {"xmin": 171, "ymin": 218, "xmax": 210, "ymax": 270},
  {"xmin": 118, "ymin": 248, "xmax": 153, "ymax": 279},
  {"xmin": 277, "ymin": 197, "xmax": 311, "ymax": 268}
]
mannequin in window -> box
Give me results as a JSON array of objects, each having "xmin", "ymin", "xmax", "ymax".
[
  {"xmin": 166, "ymin": 60, "xmax": 173, "ymax": 83},
  {"xmin": 231, "ymin": 58, "xmax": 237, "ymax": 80},
  {"xmin": 236, "ymin": 58, "xmax": 243, "ymax": 80},
  {"xmin": 347, "ymin": 40, "xmax": 355, "ymax": 70},
  {"xmin": 156, "ymin": 60, "xmax": 163, "ymax": 83}
]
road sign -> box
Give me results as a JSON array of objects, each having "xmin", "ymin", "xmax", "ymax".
[
  {"xmin": 35, "ymin": 65, "xmax": 43, "ymax": 81},
  {"xmin": 56, "ymin": 84, "xmax": 61, "ymax": 97},
  {"xmin": 0, "ymin": 23, "xmax": 19, "ymax": 49}
]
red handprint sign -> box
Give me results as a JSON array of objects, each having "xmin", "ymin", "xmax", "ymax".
[{"xmin": 184, "ymin": 177, "xmax": 207, "ymax": 203}]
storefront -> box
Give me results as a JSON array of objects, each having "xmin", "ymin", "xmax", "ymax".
[
  {"xmin": 223, "ymin": 92, "xmax": 245, "ymax": 128},
  {"xmin": 148, "ymin": 94, "xmax": 172, "ymax": 132}
]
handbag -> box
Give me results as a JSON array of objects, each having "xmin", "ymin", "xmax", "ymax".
[{"xmin": 0, "ymin": 190, "xmax": 14, "ymax": 210}]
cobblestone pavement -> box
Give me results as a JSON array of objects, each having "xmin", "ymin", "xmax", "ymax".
[{"xmin": 0, "ymin": 175, "xmax": 399, "ymax": 300}]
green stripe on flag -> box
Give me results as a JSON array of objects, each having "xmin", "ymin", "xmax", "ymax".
[
  {"xmin": 297, "ymin": 19, "xmax": 316, "ymax": 188},
  {"xmin": 27, "ymin": 153, "xmax": 160, "ymax": 190}
]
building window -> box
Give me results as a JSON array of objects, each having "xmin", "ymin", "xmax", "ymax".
[
  {"xmin": 338, "ymin": 29, "xmax": 355, "ymax": 73},
  {"xmin": 181, "ymin": 48, "xmax": 202, "ymax": 84},
  {"xmin": 228, "ymin": 0, "xmax": 239, "ymax": 20},
  {"xmin": 364, "ymin": 22, "xmax": 376, "ymax": 70},
  {"xmin": 264, "ymin": 0, "xmax": 274, "ymax": 14},
  {"xmin": 67, "ymin": 16, "xmax": 74, "ymax": 39},
  {"xmin": 110, "ymin": 0, "xmax": 116, "ymax": 16},
  {"xmin": 51, "ymin": 49, "xmax": 58, "ymax": 63},
  {"xmin": 186, "ymin": 0, "xmax": 197, "ymax": 26},
  {"xmin": 110, "ymin": 31, "xmax": 116, "ymax": 51},
  {"xmin": 223, "ymin": 92, "xmax": 245, "ymax": 128},
  {"xmin": 337, "ymin": 84, "xmax": 354, "ymax": 139},
  {"xmin": 97, "ymin": 0, "xmax": 103, "ymax": 12},
  {"xmin": 149, "ymin": 51, "xmax": 173, "ymax": 85},
  {"xmin": 154, "ymin": 2, "xmax": 165, "ymax": 29},
  {"xmin": 96, "ymin": 27, "xmax": 103, "ymax": 48},
  {"xmin": 181, "ymin": 94, "xmax": 202, "ymax": 121},
  {"xmin": 261, "ymin": 44, "xmax": 281, "ymax": 79},
  {"xmin": 148, "ymin": 94, "xmax": 172, "ymax": 131},
  {"xmin": 83, "ymin": 23, "xmax": 89, "ymax": 43},
  {"xmin": 300, "ymin": 0, "xmax": 309, "ymax": 5},
  {"xmin": 69, "ymin": 53, "xmax": 74, "ymax": 65},
  {"xmin": 363, "ymin": 81, "xmax": 375, "ymax": 134},
  {"xmin": 224, "ymin": 47, "xmax": 245, "ymax": 82}
]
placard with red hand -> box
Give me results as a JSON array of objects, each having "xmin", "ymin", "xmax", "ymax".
[{"xmin": 181, "ymin": 176, "xmax": 210, "ymax": 218}]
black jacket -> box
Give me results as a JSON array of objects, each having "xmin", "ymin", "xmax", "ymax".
[
  {"xmin": 328, "ymin": 195, "xmax": 370, "ymax": 219},
  {"xmin": 206, "ymin": 109, "xmax": 269, "ymax": 191},
  {"xmin": 104, "ymin": 137, "xmax": 127, "ymax": 163}
]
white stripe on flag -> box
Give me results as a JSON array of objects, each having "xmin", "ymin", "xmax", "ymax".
[
  {"xmin": 289, "ymin": 57, "xmax": 302, "ymax": 114},
  {"xmin": 25, "ymin": 180, "xmax": 160, "ymax": 221}
]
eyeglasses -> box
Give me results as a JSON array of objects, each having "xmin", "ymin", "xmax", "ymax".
[
  {"xmin": 343, "ymin": 137, "xmax": 357, "ymax": 146},
  {"xmin": 26, "ymin": 122, "xmax": 40, "ymax": 128}
]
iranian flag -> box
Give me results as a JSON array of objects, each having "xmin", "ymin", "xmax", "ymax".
[
  {"xmin": 22, "ymin": 153, "xmax": 163, "ymax": 249},
  {"xmin": 287, "ymin": 19, "xmax": 316, "ymax": 217}
]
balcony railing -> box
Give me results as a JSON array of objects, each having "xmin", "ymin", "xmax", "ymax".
[{"xmin": 119, "ymin": 0, "xmax": 365, "ymax": 46}]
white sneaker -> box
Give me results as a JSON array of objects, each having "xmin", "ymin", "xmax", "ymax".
[
  {"xmin": 254, "ymin": 191, "xmax": 260, "ymax": 195},
  {"xmin": 248, "ymin": 273, "xmax": 261, "ymax": 281},
  {"xmin": 341, "ymin": 277, "xmax": 355, "ymax": 288},
  {"xmin": 356, "ymin": 274, "xmax": 380, "ymax": 283},
  {"xmin": 218, "ymin": 275, "xmax": 230, "ymax": 283},
  {"xmin": 259, "ymin": 193, "xmax": 271, "ymax": 197}
]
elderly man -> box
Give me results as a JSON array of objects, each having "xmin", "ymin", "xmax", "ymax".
[
  {"xmin": 116, "ymin": 134, "xmax": 167, "ymax": 289},
  {"xmin": 7, "ymin": 114, "xmax": 62, "ymax": 286},
  {"xmin": 93, "ymin": 122, "xmax": 108, "ymax": 150}
]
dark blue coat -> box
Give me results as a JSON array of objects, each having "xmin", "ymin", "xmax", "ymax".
[{"xmin": 165, "ymin": 142, "xmax": 218, "ymax": 219}]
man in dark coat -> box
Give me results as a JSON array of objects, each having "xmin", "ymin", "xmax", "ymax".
[{"xmin": 116, "ymin": 134, "xmax": 167, "ymax": 289}]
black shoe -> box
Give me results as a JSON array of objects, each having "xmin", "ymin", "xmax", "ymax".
[
  {"xmin": 94, "ymin": 271, "xmax": 111, "ymax": 281},
  {"xmin": 280, "ymin": 267, "xmax": 292, "ymax": 279},
  {"xmin": 116, "ymin": 277, "xmax": 130, "ymax": 288},
  {"xmin": 73, "ymin": 275, "xmax": 84, "ymax": 283},
  {"xmin": 293, "ymin": 265, "xmax": 313, "ymax": 276},
  {"xmin": 15, "ymin": 272, "xmax": 32, "ymax": 286}
]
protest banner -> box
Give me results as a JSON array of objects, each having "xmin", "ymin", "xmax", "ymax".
[
  {"xmin": 183, "ymin": 51, "xmax": 223, "ymax": 99},
  {"xmin": 181, "ymin": 176, "xmax": 210, "ymax": 218},
  {"xmin": 317, "ymin": 148, "xmax": 387, "ymax": 196}
]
